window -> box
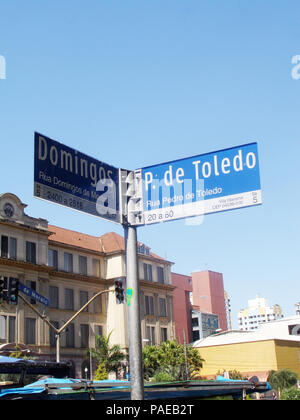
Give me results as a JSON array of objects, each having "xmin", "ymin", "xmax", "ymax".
[
  {"xmin": 25, "ymin": 318, "xmax": 36, "ymax": 344},
  {"xmin": 65, "ymin": 323, "xmax": 75, "ymax": 348},
  {"xmin": 80, "ymin": 324, "xmax": 89, "ymax": 348},
  {"xmin": 93, "ymin": 293, "xmax": 102, "ymax": 313},
  {"xmin": 80, "ymin": 290, "xmax": 89, "ymax": 312},
  {"xmin": 145, "ymin": 296, "xmax": 154, "ymax": 315},
  {"xmin": 26, "ymin": 241, "xmax": 36, "ymax": 264},
  {"xmin": 288, "ymin": 325, "xmax": 300, "ymax": 336},
  {"xmin": 9, "ymin": 316, "xmax": 16, "ymax": 343},
  {"xmin": 146, "ymin": 326, "xmax": 156, "ymax": 345},
  {"xmin": 192, "ymin": 330, "xmax": 200, "ymax": 342},
  {"xmin": 138, "ymin": 244, "xmax": 150, "ymax": 255},
  {"xmin": 79, "ymin": 256, "xmax": 87, "ymax": 276},
  {"xmin": 159, "ymin": 298, "xmax": 167, "ymax": 317},
  {"xmin": 1, "ymin": 236, "xmax": 17, "ymax": 259},
  {"xmin": 192, "ymin": 317, "xmax": 199, "ymax": 327},
  {"xmin": 95, "ymin": 325, "xmax": 103, "ymax": 336},
  {"xmin": 92, "ymin": 259, "xmax": 101, "ymax": 277},
  {"xmin": 48, "ymin": 249, "xmax": 58, "ymax": 269},
  {"xmin": 161, "ymin": 327, "xmax": 168, "ymax": 343},
  {"xmin": 26, "ymin": 280, "xmax": 36, "ymax": 305},
  {"xmin": 0, "ymin": 315, "xmax": 16, "ymax": 342},
  {"xmin": 10, "ymin": 238, "xmax": 17, "ymax": 259},
  {"xmin": 64, "ymin": 252, "xmax": 73, "ymax": 272},
  {"xmin": 143, "ymin": 263, "xmax": 153, "ymax": 281},
  {"xmin": 1, "ymin": 236, "xmax": 8, "ymax": 258},
  {"xmin": 49, "ymin": 286, "xmax": 59, "ymax": 309},
  {"xmin": 65, "ymin": 288, "xmax": 74, "ymax": 310},
  {"xmin": 0, "ymin": 315, "xmax": 6, "ymax": 341},
  {"xmin": 138, "ymin": 244, "xmax": 145, "ymax": 254},
  {"xmin": 157, "ymin": 267, "xmax": 164, "ymax": 284}
]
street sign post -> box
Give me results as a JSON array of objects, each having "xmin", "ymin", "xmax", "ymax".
[
  {"xmin": 140, "ymin": 142, "xmax": 262, "ymax": 225},
  {"xmin": 34, "ymin": 132, "xmax": 121, "ymax": 224},
  {"xmin": 33, "ymin": 133, "xmax": 262, "ymax": 400}
]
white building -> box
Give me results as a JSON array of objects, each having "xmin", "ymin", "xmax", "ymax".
[{"xmin": 238, "ymin": 296, "xmax": 283, "ymax": 331}]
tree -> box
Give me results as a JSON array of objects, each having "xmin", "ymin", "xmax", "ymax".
[
  {"xmin": 142, "ymin": 345, "xmax": 160, "ymax": 380},
  {"xmin": 142, "ymin": 340, "xmax": 204, "ymax": 382},
  {"xmin": 89, "ymin": 332, "xmax": 125, "ymax": 377},
  {"xmin": 94, "ymin": 363, "xmax": 108, "ymax": 381},
  {"xmin": 281, "ymin": 388, "xmax": 300, "ymax": 400},
  {"xmin": 268, "ymin": 369, "xmax": 298, "ymax": 399}
]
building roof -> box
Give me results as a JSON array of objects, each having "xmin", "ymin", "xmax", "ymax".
[
  {"xmin": 48, "ymin": 225, "xmax": 104, "ymax": 253},
  {"xmin": 48, "ymin": 225, "xmax": 170, "ymax": 262},
  {"xmin": 193, "ymin": 316, "xmax": 300, "ymax": 347}
]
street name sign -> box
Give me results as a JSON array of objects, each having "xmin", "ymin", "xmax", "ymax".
[
  {"xmin": 19, "ymin": 282, "xmax": 49, "ymax": 307},
  {"xmin": 140, "ymin": 142, "xmax": 262, "ymax": 225},
  {"xmin": 34, "ymin": 132, "xmax": 121, "ymax": 224}
]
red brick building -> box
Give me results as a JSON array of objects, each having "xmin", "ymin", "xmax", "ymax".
[
  {"xmin": 172, "ymin": 270, "xmax": 228, "ymax": 344},
  {"xmin": 172, "ymin": 273, "xmax": 193, "ymax": 344}
]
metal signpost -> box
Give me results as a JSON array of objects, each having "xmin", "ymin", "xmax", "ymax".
[{"xmin": 33, "ymin": 134, "xmax": 262, "ymax": 400}]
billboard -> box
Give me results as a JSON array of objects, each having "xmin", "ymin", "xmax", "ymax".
[
  {"xmin": 141, "ymin": 142, "xmax": 262, "ymax": 225},
  {"xmin": 34, "ymin": 132, "xmax": 121, "ymax": 223}
]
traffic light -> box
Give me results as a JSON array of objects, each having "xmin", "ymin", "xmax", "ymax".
[
  {"xmin": 8, "ymin": 277, "xmax": 19, "ymax": 304},
  {"xmin": 114, "ymin": 279, "xmax": 124, "ymax": 304}
]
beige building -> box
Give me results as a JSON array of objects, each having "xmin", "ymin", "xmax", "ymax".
[{"xmin": 0, "ymin": 193, "xmax": 175, "ymax": 377}]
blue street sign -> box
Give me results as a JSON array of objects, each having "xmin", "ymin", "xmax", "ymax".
[
  {"xmin": 141, "ymin": 142, "xmax": 262, "ymax": 224},
  {"xmin": 19, "ymin": 282, "xmax": 49, "ymax": 307},
  {"xmin": 34, "ymin": 132, "xmax": 121, "ymax": 224}
]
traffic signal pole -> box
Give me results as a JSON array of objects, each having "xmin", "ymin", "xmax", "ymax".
[
  {"xmin": 19, "ymin": 289, "xmax": 114, "ymax": 363},
  {"xmin": 124, "ymin": 224, "xmax": 144, "ymax": 400}
]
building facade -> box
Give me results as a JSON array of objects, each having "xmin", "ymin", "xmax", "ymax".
[
  {"xmin": 193, "ymin": 316, "xmax": 300, "ymax": 380},
  {"xmin": 171, "ymin": 273, "xmax": 193, "ymax": 343},
  {"xmin": 0, "ymin": 193, "xmax": 175, "ymax": 378},
  {"xmin": 238, "ymin": 296, "xmax": 284, "ymax": 331},
  {"xmin": 172, "ymin": 270, "xmax": 228, "ymax": 344},
  {"xmin": 191, "ymin": 270, "xmax": 228, "ymax": 332},
  {"xmin": 224, "ymin": 291, "xmax": 232, "ymax": 331},
  {"xmin": 191, "ymin": 310, "xmax": 219, "ymax": 342}
]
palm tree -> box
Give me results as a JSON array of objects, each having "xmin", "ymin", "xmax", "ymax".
[
  {"xmin": 89, "ymin": 332, "xmax": 126, "ymax": 376},
  {"xmin": 268, "ymin": 369, "xmax": 298, "ymax": 399}
]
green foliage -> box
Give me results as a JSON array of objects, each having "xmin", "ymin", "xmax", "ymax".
[
  {"xmin": 281, "ymin": 387, "xmax": 300, "ymax": 400},
  {"xmin": 88, "ymin": 332, "xmax": 125, "ymax": 375},
  {"xmin": 153, "ymin": 371, "xmax": 175, "ymax": 383},
  {"xmin": 142, "ymin": 340, "xmax": 204, "ymax": 382},
  {"xmin": 94, "ymin": 362, "xmax": 108, "ymax": 380},
  {"xmin": 268, "ymin": 369, "xmax": 298, "ymax": 394}
]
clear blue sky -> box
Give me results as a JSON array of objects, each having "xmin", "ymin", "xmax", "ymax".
[{"xmin": 1, "ymin": 1, "xmax": 300, "ymax": 328}]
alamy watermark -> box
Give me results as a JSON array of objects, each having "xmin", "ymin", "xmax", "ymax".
[
  {"xmin": 291, "ymin": 55, "xmax": 300, "ymax": 80},
  {"xmin": 0, "ymin": 55, "xmax": 6, "ymax": 79}
]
